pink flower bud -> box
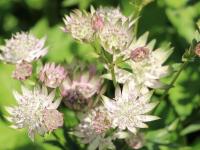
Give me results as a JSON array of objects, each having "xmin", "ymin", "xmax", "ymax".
[
  {"xmin": 92, "ymin": 14, "xmax": 104, "ymax": 31},
  {"xmin": 92, "ymin": 110, "xmax": 111, "ymax": 134},
  {"xmin": 12, "ymin": 61, "xmax": 32, "ymax": 80},
  {"xmin": 42, "ymin": 109, "xmax": 64, "ymax": 132},
  {"xmin": 130, "ymin": 47, "xmax": 149, "ymax": 62},
  {"xmin": 39, "ymin": 63, "xmax": 67, "ymax": 88}
]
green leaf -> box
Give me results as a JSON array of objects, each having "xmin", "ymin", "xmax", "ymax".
[
  {"xmin": 44, "ymin": 140, "xmax": 65, "ymax": 150},
  {"xmin": 25, "ymin": 0, "xmax": 46, "ymax": 10},
  {"xmin": 166, "ymin": 2, "xmax": 200, "ymax": 43},
  {"xmin": 168, "ymin": 63, "xmax": 200, "ymax": 118},
  {"xmin": 181, "ymin": 123, "xmax": 200, "ymax": 136},
  {"xmin": 78, "ymin": 0, "xmax": 91, "ymax": 9},
  {"xmin": 146, "ymin": 128, "xmax": 178, "ymax": 145},
  {"xmin": 164, "ymin": 0, "xmax": 187, "ymax": 8},
  {"xmin": 62, "ymin": 0, "xmax": 79, "ymax": 7},
  {"xmin": 0, "ymin": 122, "xmax": 30, "ymax": 149}
]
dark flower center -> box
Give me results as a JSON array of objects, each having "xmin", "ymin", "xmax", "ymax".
[{"xmin": 130, "ymin": 47, "xmax": 149, "ymax": 62}]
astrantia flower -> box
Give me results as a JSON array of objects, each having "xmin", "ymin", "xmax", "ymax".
[
  {"xmin": 102, "ymin": 83, "xmax": 159, "ymax": 133},
  {"xmin": 122, "ymin": 32, "xmax": 173, "ymax": 88},
  {"xmin": 0, "ymin": 32, "xmax": 47, "ymax": 64},
  {"xmin": 12, "ymin": 61, "xmax": 32, "ymax": 80},
  {"xmin": 73, "ymin": 107, "xmax": 114, "ymax": 150},
  {"xmin": 91, "ymin": 107, "xmax": 111, "ymax": 134},
  {"xmin": 90, "ymin": 6, "xmax": 127, "ymax": 32},
  {"xmin": 62, "ymin": 10, "xmax": 95, "ymax": 42},
  {"xmin": 98, "ymin": 20, "xmax": 133, "ymax": 54},
  {"xmin": 60, "ymin": 71, "xmax": 102, "ymax": 110},
  {"xmin": 42, "ymin": 109, "xmax": 63, "ymax": 132},
  {"xmin": 5, "ymin": 86, "xmax": 63, "ymax": 141},
  {"xmin": 93, "ymin": 6, "xmax": 127, "ymax": 25},
  {"xmin": 39, "ymin": 63, "xmax": 67, "ymax": 88}
]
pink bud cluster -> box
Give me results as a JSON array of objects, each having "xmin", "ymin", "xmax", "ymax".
[{"xmin": 39, "ymin": 63, "xmax": 67, "ymax": 88}]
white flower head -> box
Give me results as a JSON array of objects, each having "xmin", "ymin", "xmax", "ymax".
[
  {"xmin": 92, "ymin": 6, "xmax": 128, "ymax": 25},
  {"xmin": 123, "ymin": 32, "xmax": 173, "ymax": 89},
  {"xmin": 73, "ymin": 106, "xmax": 114, "ymax": 150},
  {"xmin": 5, "ymin": 85, "xmax": 63, "ymax": 141},
  {"xmin": 62, "ymin": 9, "xmax": 95, "ymax": 42},
  {"xmin": 102, "ymin": 83, "xmax": 159, "ymax": 133},
  {"xmin": 98, "ymin": 19, "xmax": 133, "ymax": 54},
  {"xmin": 0, "ymin": 32, "xmax": 47, "ymax": 64}
]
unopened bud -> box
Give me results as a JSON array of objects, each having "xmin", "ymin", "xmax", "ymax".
[
  {"xmin": 12, "ymin": 61, "xmax": 32, "ymax": 80},
  {"xmin": 43, "ymin": 109, "xmax": 64, "ymax": 132},
  {"xmin": 92, "ymin": 14, "xmax": 104, "ymax": 31},
  {"xmin": 92, "ymin": 110, "xmax": 111, "ymax": 134}
]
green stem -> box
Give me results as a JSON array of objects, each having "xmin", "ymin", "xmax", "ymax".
[
  {"xmin": 52, "ymin": 132, "xmax": 67, "ymax": 150},
  {"xmin": 91, "ymin": 43, "xmax": 109, "ymax": 64},
  {"xmin": 110, "ymin": 64, "xmax": 117, "ymax": 87},
  {"xmin": 161, "ymin": 61, "xmax": 189, "ymax": 100},
  {"xmin": 91, "ymin": 42, "xmax": 117, "ymax": 87},
  {"xmin": 52, "ymin": 132, "xmax": 60, "ymax": 140},
  {"xmin": 133, "ymin": 10, "xmax": 141, "ymax": 37},
  {"xmin": 132, "ymin": 2, "xmax": 143, "ymax": 36}
]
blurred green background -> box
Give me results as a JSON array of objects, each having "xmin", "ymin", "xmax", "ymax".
[{"xmin": 0, "ymin": 0, "xmax": 200, "ymax": 150}]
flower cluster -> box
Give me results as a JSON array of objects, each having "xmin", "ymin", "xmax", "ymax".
[
  {"xmin": 60, "ymin": 68, "xmax": 102, "ymax": 110},
  {"xmin": 62, "ymin": 10, "xmax": 94, "ymax": 42},
  {"xmin": 6, "ymin": 86, "xmax": 63, "ymax": 141},
  {"xmin": 103, "ymin": 84, "xmax": 159, "ymax": 133},
  {"xmin": 2, "ymin": 4, "xmax": 197, "ymax": 150},
  {"xmin": 12, "ymin": 61, "xmax": 32, "ymax": 80},
  {"xmin": 62, "ymin": 6, "xmax": 170, "ymax": 149},
  {"xmin": 39, "ymin": 63, "xmax": 67, "ymax": 88},
  {"xmin": 125, "ymin": 32, "xmax": 173, "ymax": 89},
  {"xmin": 62, "ymin": 6, "xmax": 134, "ymax": 53},
  {"xmin": 0, "ymin": 32, "xmax": 47, "ymax": 64},
  {"xmin": 74, "ymin": 107, "xmax": 115, "ymax": 150}
]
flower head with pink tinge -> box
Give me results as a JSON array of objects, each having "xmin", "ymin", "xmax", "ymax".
[
  {"xmin": 74, "ymin": 106, "xmax": 114, "ymax": 150},
  {"xmin": 60, "ymin": 69, "xmax": 102, "ymax": 110},
  {"xmin": 0, "ymin": 32, "xmax": 47, "ymax": 64},
  {"xmin": 12, "ymin": 61, "xmax": 32, "ymax": 80},
  {"xmin": 5, "ymin": 85, "xmax": 63, "ymax": 141},
  {"xmin": 39, "ymin": 63, "xmax": 67, "ymax": 88}
]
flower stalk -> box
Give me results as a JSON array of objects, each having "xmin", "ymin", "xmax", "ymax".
[
  {"xmin": 110, "ymin": 64, "xmax": 117, "ymax": 87},
  {"xmin": 161, "ymin": 61, "xmax": 189, "ymax": 100}
]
